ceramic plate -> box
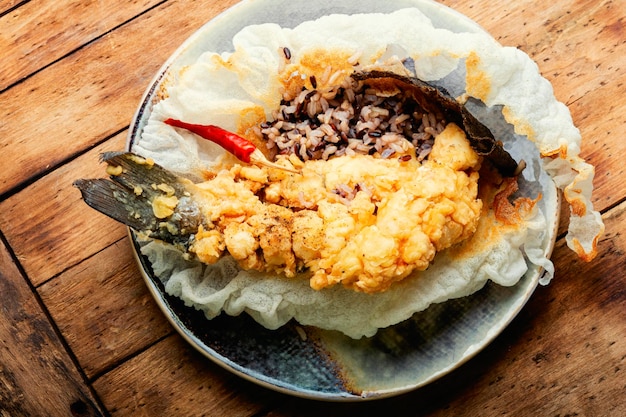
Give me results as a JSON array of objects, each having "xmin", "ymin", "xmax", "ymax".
[{"xmin": 127, "ymin": 0, "xmax": 560, "ymax": 400}]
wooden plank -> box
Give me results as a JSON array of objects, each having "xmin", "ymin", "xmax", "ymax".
[
  {"xmin": 0, "ymin": 0, "xmax": 162, "ymax": 91},
  {"xmin": 0, "ymin": 133, "xmax": 127, "ymax": 286},
  {"xmin": 0, "ymin": 0, "xmax": 240, "ymax": 196},
  {"xmin": 0, "ymin": 0, "xmax": 25, "ymax": 17},
  {"xmin": 525, "ymin": 0, "xmax": 624, "ymax": 105},
  {"xmin": 443, "ymin": 0, "xmax": 624, "ymax": 88},
  {"xmin": 92, "ymin": 335, "xmax": 281, "ymax": 417},
  {"xmin": 569, "ymin": 84, "xmax": 626, "ymax": 211},
  {"xmin": 0, "ymin": 238, "xmax": 105, "ymax": 416},
  {"xmin": 38, "ymin": 239, "xmax": 173, "ymax": 379}
]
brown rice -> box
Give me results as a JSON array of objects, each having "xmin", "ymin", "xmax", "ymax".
[{"xmin": 259, "ymin": 71, "xmax": 447, "ymax": 162}]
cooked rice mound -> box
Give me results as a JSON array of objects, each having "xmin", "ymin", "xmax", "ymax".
[
  {"xmin": 133, "ymin": 8, "xmax": 604, "ymax": 338},
  {"xmin": 259, "ymin": 74, "xmax": 444, "ymax": 162}
]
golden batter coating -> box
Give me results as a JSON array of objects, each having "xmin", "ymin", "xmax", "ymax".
[{"xmin": 188, "ymin": 123, "xmax": 483, "ymax": 293}]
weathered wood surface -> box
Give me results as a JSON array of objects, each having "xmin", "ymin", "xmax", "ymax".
[
  {"xmin": 38, "ymin": 236, "xmax": 173, "ymax": 379},
  {"xmin": 0, "ymin": 0, "xmax": 24, "ymax": 17},
  {"xmin": 0, "ymin": 133, "xmax": 127, "ymax": 285},
  {"xmin": 0, "ymin": 239, "xmax": 104, "ymax": 416},
  {"xmin": 0, "ymin": 0, "xmax": 624, "ymax": 416},
  {"xmin": 0, "ymin": 0, "xmax": 239, "ymax": 196},
  {"xmin": 0, "ymin": 0, "xmax": 163, "ymax": 91}
]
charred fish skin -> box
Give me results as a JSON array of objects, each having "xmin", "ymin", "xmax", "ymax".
[
  {"xmin": 352, "ymin": 70, "xmax": 520, "ymax": 177},
  {"xmin": 73, "ymin": 152, "xmax": 206, "ymax": 252}
]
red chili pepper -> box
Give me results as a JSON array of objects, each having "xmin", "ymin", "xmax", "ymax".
[
  {"xmin": 164, "ymin": 118, "xmax": 298, "ymax": 173},
  {"xmin": 163, "ymin": 118, "xmax": 257, "ymax": 163}
]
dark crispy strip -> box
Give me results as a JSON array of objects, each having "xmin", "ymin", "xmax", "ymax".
[{"xmin": 353, "ymin": 70, "xmax": 520, "ymax": 177}]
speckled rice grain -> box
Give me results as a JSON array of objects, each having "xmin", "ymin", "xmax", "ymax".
[{"xmin": 259, "ymin": 72, "xmax": 447, "ymax": 162}]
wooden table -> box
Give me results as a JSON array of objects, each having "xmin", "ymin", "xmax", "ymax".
[{"xmin": 1, "ymin": 0, "xmax": 624, "ymax": 415}]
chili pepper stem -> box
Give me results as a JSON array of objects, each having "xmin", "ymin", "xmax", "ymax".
[
  {"xmin": 164, "ymin": 118, "xmax": 299, "ymax": 174},
  {"xmin": 249, "ymin": 149, "xmax": 299, "ymax": 173}
]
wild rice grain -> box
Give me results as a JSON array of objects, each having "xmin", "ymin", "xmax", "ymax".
[
  {"xmin": 259, "ymin": 72, "xmax": 446, "ymax": 162},
  {"xmin": 283, "ymin": 47, "xmax": 292, "ymax": 60}
]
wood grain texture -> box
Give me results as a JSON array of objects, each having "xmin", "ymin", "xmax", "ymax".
[
  {"xmin": 92, "ymin": 336, "xmax": 282, "ymax": 417},
  {"xmin": 0, "ymin": 0, "xmax": 25, "ymax": 17},
  {"xmin": 0, "ymin": 132, "xmax": 128, "ymax": 286},
  {"xmin": 38, "ymin": 239, "xmax": 173, "ymax": 379},
  {"xmin": 1, "ymin": 0, "xmax": 623, "ymax": 415},
  {"xmin": 534, "ymin": 0, "xmax": 626, "ymax": 213},
  {"xmin": 0, "ymin": 0, "xmax": 239, "ymax": 196},
  {"xmin": 0, "ymin": 238, "xmax": 104, "ymax": 416},
  {"xmin": 0, "ymin": 0, "xmax": 162, "ymax": 91}
]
